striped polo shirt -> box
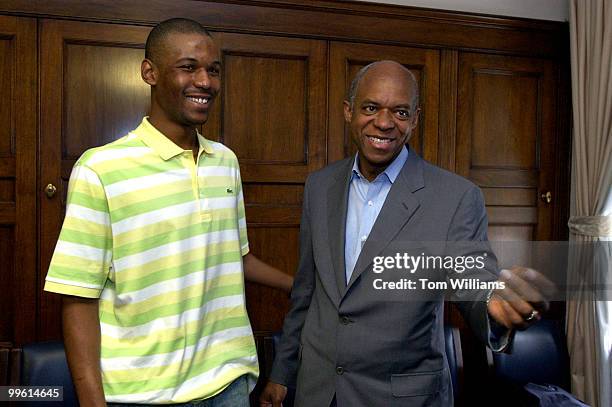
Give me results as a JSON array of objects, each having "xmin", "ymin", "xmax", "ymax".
[{"xmin": 44, "ymin": 117, "xmax": 258, "ymax": 403}]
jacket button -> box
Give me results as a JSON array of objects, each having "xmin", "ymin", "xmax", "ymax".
[
  {"xmin": 336, "ymin": 366, "xmax": 344, "ymax": 375},
  {"xmin": 340, "ymin": 316, "xmax": 350, "ymax": 325}
]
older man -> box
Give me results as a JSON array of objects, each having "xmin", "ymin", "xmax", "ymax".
[{"xmin": 260, "ymin": 60, "xmax": 552, "ymax": 407}]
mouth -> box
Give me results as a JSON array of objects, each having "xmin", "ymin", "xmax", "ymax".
[
  {"xmin": 365, "ymin": 135, "xmax": 396, "ymax": 149},
  {"xmin": 367, "ymin": 135, "xmax": 393, "ymax": 144},
  {"xmin": 186, "ymin": 95, "xmax": 212, "ymax": 106}
]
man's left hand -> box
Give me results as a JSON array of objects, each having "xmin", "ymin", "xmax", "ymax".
[{"xmin": 487, "ymin": 266, "xmax": 557, "ymax": 330}]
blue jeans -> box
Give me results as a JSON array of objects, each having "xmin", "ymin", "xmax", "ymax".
[{"xmin": 108, "ymin": 375, "xmax": 249, "ymax": 407}]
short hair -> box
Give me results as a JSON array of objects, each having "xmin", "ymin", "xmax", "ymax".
[
  {"xmin": 145, "ymin": 18, "xmax": 212, "ymax": 64},
  {"xmin": 347, "ymin": 61, "xmax": 420, "ymax": 111}
]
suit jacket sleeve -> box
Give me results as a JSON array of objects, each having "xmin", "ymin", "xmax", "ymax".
[
  {"xmin": 269, "ymin": 176, "xmax": 316, "ymax": 386},
  {"xmin": 445, "ymin": 185, "xmax": 501, "ymax": 348}
]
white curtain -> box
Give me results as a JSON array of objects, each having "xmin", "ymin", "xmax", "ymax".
[{"xmin": 566, "ymin": 1, "xmax": 612, "ymax": 406}]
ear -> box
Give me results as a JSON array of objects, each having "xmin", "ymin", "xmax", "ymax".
[
  {"xmin": 343, "ymin": 100, "xmax": 353, "ymax": 124},
  {"xmin": 141, "ymin": 59, "xmax": 157, "ymax": 86},
  {"xmin": 409, "ymin": 107, "xmax": 421, "ymax": 130}
]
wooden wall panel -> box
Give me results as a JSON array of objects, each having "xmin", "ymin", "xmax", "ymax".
[
  {"xmin": 0, "ymin": 15, "xmax": 36, "ymax": 346},
  {"xmin": 211, "ymin": 32, "xmax": 327, "ymax": 183},
  {"xmin": 0, "ymin": 38, "xmax": 14, "ymax": 156},
  {"xmin": 222, "ymin": 55, "xmax": 306, "ymax": 163},
  {"xmin": 457, "ymin": 53, "xmax": 558, "ymax": 242},
  {"xmin": 246, "ymin": 226, "xmax": 300, "ymax": 331},
  {"xmin": 0, "ymin": 0, "xmax": 568, "ymax": 58},
  {"xmin": 328, "ymin": 42, "xmax": 440, "ymax": 164},
  {"xmin": 64, "ymin": 44, "xmax": 149, "ymax": 159},
  {"xmin": 0, "ymin": 226, "xmax": 15, "ymax": 343}
]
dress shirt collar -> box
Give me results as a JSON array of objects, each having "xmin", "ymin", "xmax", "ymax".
[{"xmin": 351, "ymin": 145, "xmax": 409, "ymax": 184}]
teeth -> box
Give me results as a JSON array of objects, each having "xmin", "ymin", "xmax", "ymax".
[
  {"xmin": 188, "ymin": 97, "xmax": 209, "ymax": 104},
  {"xmin": 368, "ymin": 136, "xmax": 392, "ymax": 144}
]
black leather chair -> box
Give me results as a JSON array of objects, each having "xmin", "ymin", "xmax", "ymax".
[
  {"xmin": 444, "ymin": 323, "xmax": 463, "ymax": 399},
  {"xmin": 271, "ymin": 323, "xmax": 463, "ymax": 407},
  {"xmin": 487, "ymin": 319, "xmax": 571, "ymax": 406},
  {"xmin": 490, "ymin": 319, "xmax": 570, "ymax": 389},
  {"xmin": 19, "ymin": 341, "xmax": 78, "ymax": 407}
]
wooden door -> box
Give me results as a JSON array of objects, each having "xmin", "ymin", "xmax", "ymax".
[
  {"xmin": 328, "ymin": 42, "xmax": 440, "ymax": 163},
  {"xmin": 209, "ymin": 32, "xmax": 327, "ymax": 332},
  {"xmin": 0, "ymin": 15, "xmax": 37, "ymax": 346},
  {"xmin": 457, "ymin": 53, "xmax": 558, "ymax": 248},
  {"xmin": 39, "ymin": 19, "xmax": 151, "ymax": 340}
]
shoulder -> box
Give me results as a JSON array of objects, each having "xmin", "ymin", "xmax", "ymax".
[
  {"xmin": 306, "ymin": 157, "xmax": 352, "ymax": 187},
  {"xmin": 75, "ymin": 132, "xmax": 147, "ymax": 174},
  {"xmin": 206, "ymin": 140, "xmax": 241, "ymax": 165},
  {"xmin": 419, "ymin": 158, "xmax": 481, "ymax": 198}
]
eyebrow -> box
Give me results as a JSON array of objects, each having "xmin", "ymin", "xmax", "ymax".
[
  {"xmin": 175, "ymin": 57, "xmax": 221, "ymax": 66},
  {"xmin": 360, "ymin": 99, "xmax": 412, "ymax": 109}
]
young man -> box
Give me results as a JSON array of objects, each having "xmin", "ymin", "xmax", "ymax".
[{"xmin": 44, "ymin": 18, "xmax": 292, "ymax": 406}]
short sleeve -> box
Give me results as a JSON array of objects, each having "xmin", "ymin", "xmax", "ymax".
[
  {"xmin": 235, "ymin": 165, "xmax": 250, "ymax": 256},
  {"xmin": 44, "ymin": 163, "xmax": 113, "ymax": 298}
]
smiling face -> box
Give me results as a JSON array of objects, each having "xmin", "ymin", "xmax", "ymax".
[
  {"xmin": 344, "ymin": 62, "xmax": 419, "ymax": 181},
  {"xmin": 142, "ymin": 31, "xmax": 221, "ymax": 132}
]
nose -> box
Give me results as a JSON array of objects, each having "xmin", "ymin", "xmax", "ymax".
[
  {"xmin": 374, "ymin": 109, "xmax": 395, "ymax": 131},
  {"xmin": 194, "ymin": 69, "xmax": 211, "ymax": 89}
]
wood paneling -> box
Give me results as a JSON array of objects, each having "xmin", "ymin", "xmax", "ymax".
[
  {"xmin": 0, "ymin": 226, "xmax": 15, "ymax": 343},
  {"xmin": 0, "ymin": 15, "xmax": 37, "ymax": 346},
  {"xmin": 0, "ymin": 37, "xmax": 14, "ymax": 156},
  {"xmin": 457, "ymin": 53, "xmax": 558, "ymax": 242},
  {"xmin": 222, "ymin": 55, "xmax": 306, "ymax": 163},
  {"xmin": 0, "ymin": 0, "xmax": 567, "ymax": 57},
  {"xmin": 246, "ymin": 227, "xmax": 300, "ymax": 331},
  {"xmin": 204, "ymin": 32, "xmax": 324, "ymax": 331},
  {"xmin": 63, "ymin": 44, "xmax": 149, "ymax": 159},
  {"xmin": 211, "ymin": 32, "xmax": 327, "ymax": 183},
  {"xmin": 328, "ymin": 42, "xmax": 440, "ymax": 163},
  {"xmin": 438, "ymin": 49, "xmax": 459, "ymax": 172}
]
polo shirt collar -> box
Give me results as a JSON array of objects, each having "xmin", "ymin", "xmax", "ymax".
[{"xmin": 136, "ymin": 117, "xmax": 214, "ymax": 161}]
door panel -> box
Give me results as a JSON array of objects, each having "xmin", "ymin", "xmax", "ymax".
[
  {"xmin": 210, "ymin": 32, "xmax": 327, "ymax": 331},
  {"xmin": 457, "ymin": 53, "xmax": 558, "ymax": 260},
  {"xmin": 0, "ymin": 15, "xmax": 36, "ymax": 345},
  {"xmin": 39, "ymin": 20, "xmax": 151, "ymax": 340},
  {"xmin": 328, "ymin": 42, "xmax": 440, "ymax": 164}
]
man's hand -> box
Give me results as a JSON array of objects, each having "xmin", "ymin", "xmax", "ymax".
[
  {"xmin": 488, "ymin": 266, "xmax": 557, "ymax": 330},
  {"xmin": 259, "ymin": 381, "xmax": 287, "ymax": 407}
]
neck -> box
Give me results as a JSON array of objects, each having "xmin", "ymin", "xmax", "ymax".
[{"xmin": 148, "ymin": 115, "xmax": 199, "ymax": 152}]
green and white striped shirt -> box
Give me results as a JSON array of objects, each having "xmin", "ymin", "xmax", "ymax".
[{"xmin": 44, "ymin": 117, "xmax": 258, "ymax": 403}]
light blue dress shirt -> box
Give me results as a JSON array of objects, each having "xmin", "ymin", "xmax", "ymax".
[{"xmin": 344, "ymin": 146, "xmax": 409, "ymax": 284}]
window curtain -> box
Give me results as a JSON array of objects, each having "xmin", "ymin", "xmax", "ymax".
[{"xmin": 566, "ymin": 1, "xmax": 612, "ymax": 407}]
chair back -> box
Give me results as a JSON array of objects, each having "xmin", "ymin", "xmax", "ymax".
[
  {"xmin": 492, "ymin": 319, "xmax": 570, "ymax": 389},
  {"xmin": 20, "ymin": 341, "xmax": 78, "ymax": 407}
]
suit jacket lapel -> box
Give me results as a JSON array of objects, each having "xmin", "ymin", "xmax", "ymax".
[
  {"xmin": 326, "ymin": 159, "xmax": 353, "ymax": 301},
  {"xmin": 346, "ymin": 154, "xmax": 426, "ymax": 291}
]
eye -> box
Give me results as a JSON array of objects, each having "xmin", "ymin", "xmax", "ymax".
[
  {"xmin": 396, "ymin": 109, "xmax": 411, "ymax": 119},
  {"xmin": 362, "ymin": 105, "xmax": 377, "ymax": 114},
  {"xmin": 207, "ymin": 66, "xmax": 221, "ymax": 76},
  {"xmin": 180, "ymin": 64, "xmax": 196, "ymax": 72}
]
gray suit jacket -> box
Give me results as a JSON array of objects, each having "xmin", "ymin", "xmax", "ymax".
[{"xmin": 270, "ymin": 153, "xmax": 499, "ymax": 407}]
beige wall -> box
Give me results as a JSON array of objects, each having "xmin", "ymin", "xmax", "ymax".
[{"xmin": 357, "ymin": 0, "xmax": 569, "ymax": 21}]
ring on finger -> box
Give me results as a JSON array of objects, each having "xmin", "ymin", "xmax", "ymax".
[{"xmin": 524, "ymin": 310, "xmax": 539, "ymax": 322}]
